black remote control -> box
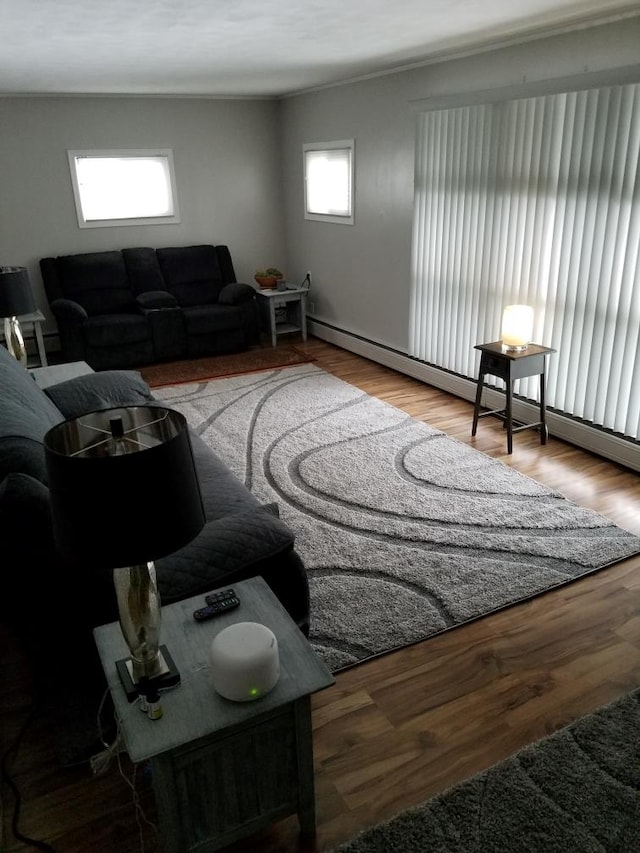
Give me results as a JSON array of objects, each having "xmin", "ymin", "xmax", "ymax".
[
  {"xmin": 193, "ymin": 589, "xmax": 240, "ymax": 622},
  {"xmin": 205, "ymin": 588, "xmax": 237, "ymax": 606}
]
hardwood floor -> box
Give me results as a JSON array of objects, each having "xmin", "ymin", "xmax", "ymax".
[{"xmin": 2, "ymin": 336, "xmax": 639, "ymax": 853}]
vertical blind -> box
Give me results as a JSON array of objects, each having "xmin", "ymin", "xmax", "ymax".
[{"xmin": 409, "ymin": 81, "xmax": 640, "ymax": 441}]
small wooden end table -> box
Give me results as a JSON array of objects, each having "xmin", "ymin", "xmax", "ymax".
[
  {"xmin": 94, "ymin": 576, "xmax": 334, "ymax": 853},
  {"xmin": 255, "ymin": 286, "xmax": 308, "ymax": 347},
  {"xmin": 471, "ymin": 341, "xmax": 556, "ymax": 454}
]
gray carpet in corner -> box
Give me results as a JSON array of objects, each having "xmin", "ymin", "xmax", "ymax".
[
  {"xmin": 155, "ymin": 365, "xmax": 640, "ymax": 672},
  {"xmin": 332, "ymin": 689, "xmax": 640, "ymax": 852}
]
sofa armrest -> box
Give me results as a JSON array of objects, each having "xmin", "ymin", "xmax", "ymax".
[
  {"xmin": 51, "ymin": 298, "xmax": 88, "ymax": 325},
  {"xmin": 218, "ymin": 282, "xmax": 256, "ymax": 306},
  {"xmin": 136, "ymin": 291, "xmax": 178, "ymax": 311},
  {"xmin": 156, "ymin": 504, "xmax": 309, "ymax": 634},
  {"xmin": 156, "ymin": 506, "xmax": 295, "ymax": 598},
  {"xmin": 44, "ymin": 370, "xmax": 153, "ymax": 420},
  {"xmin": 0, "ymin": 473, "xmax": 59, "ymax": 622}
]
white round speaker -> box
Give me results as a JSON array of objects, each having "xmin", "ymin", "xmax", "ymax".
[{"xmin": 210, "ymin": 621, "xmax": 280, "ymax": 702}]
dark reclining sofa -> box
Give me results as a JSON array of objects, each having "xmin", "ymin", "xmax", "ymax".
[{"xmin": 40, "ymin": 244, "xmax": 260, "ymax": 370}]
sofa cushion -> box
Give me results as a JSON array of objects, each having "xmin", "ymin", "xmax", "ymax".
[
  {"xmin": 122, "ymin": 247, "xmax": 168, "ymax": 296},
  {"xmin": 0, "ymin": 472, "xmax": 59, "ymax": 619},
  {"xmin": 56, "ymin": 252, "xmax": 135, "ymax": 316},
  {"xmin": 182, "ymin": 304, "xmax": 243, "ymax": 335},
  {"xmin": 44, "ymin": 370, "xmax": 154, "ymax": 421},
  {"xmin": 0, "ymin": 426, "xmax": 56, "ymax": 484},
  {"xmin": 0, "ymin": 346, "xmax": 64, "ymax": 482},
  {"xmin": 0, "ymin": 472, "xmax": 116, "ymax": 641},
  {"xmin": 84, "ymin": 314, "xmax": 151, "ymax": 348},
  {"xmin": 156, "ymin": 245, "xmax": 224, "ymax": 307},
  {"xmin": 0, "ymin": 473, "xmax": 55, "ymax": 554}
]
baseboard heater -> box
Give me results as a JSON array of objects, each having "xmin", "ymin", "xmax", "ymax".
[{"xmin": 308, "ymin": 318, "xmax": 640, "ymax": 474}]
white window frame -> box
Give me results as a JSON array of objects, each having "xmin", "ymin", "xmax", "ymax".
[
  {"xmin": 67, "ymin": 148, "xmax": 181, "ymax": 229},
  {"xmin": 303, "ymin": 139, "xmax": 354, "ymax": 225}
]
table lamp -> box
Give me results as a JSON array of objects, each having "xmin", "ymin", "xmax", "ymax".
[
  {"xmin": 0, "ymin": 266, "xmax": 37, "ymax": 367},
  {"xmin": 501, "ymin": 304, "xmax": 534, "ymax": 352},
  {"xmin": 44, "ymin": 405, "xmax": 205, "ymax": 698}
]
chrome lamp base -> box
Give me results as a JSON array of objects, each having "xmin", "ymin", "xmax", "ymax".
[
  {"xmin": 115, "ymin": 644, "xmax": 181, "ymax": 702},
  {"xmin": 4, "ymin": 315, "xmax": 28, "ymax": 367},
  {"xmin": 113, "ymin": 561, "xmax": 180, "ymax": 700}
]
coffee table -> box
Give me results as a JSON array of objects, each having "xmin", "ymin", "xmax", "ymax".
[{"xmin": 93, "ymin": 576, "xmax": 334, "ymax": 853}]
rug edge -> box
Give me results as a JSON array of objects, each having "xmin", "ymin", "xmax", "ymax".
[{"xmin": 141, "ymin": 347, "xmax": 316, "ymax": 389}]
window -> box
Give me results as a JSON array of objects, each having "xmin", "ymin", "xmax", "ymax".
[
  {"xmin": 409, "ymin": 80, "xmax": 640, "ymax": 442},
  {"xmin": 68, "ymin": 149, "xmax": 180, "ymax": 228},
  {"xmin": 303, "ymin": 140, "xmax": 354, "ymax": 224}
]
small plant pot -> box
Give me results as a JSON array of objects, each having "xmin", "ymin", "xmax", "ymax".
[{"xmin": 255, "ymin": 275, "xmax": 277, "ymax": 289}]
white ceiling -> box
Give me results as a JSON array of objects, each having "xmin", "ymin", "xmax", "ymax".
[{"xmin": 1, "ymin": 0, "xmax": 638, "ymax": 98}]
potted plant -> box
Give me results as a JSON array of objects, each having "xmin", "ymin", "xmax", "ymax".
[{"xmin": 254, "ymin": 267, "xmax": 283, "ymax": 289}]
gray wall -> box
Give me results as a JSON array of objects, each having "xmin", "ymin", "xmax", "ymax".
[
  {"xmin": 1, "ymin": 20, "xmax": 637, "ymax": 353},
  {"xmin": 279, "ymin": 18, "xmax": 640, "ymax": 354},
  {"xmin": 0, "ymin": 96, "xmax": 284, "ymax": 334}
]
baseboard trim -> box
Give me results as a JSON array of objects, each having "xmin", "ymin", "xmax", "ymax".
[{"xmin": 308, "ymin": 319, "xmax": 640, "ymax": 473}]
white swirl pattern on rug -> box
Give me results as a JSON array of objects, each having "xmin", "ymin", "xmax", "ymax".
[{"xmin": 155, "ymin": 365, "xmax": 640, "ymax": 672}]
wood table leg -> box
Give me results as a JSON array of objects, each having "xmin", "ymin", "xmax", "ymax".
[
  {"xmin": 294, "ymin": 696, "xmax": 317, "ymax": 839},
  {"xmin": 269, "ymin": 300, "xmax": 277, "ymax": 347},
  {"xmin": 540, "ymin": 369, "xmax": 548, "ymax": 444},
  {"xmin": 33, "ymin": 319, "xmax": 48, "ymax": 366},
  {"xmin": 471, "ymin": 372, "xmax": 484, "ymax": 437},
  {"xmin": 506, "ymin": 377, "xmax": 514, "ymax": 454},
  {"xmin": 299, "ymin": 294, "xmax": 308, "ymax": 342}
]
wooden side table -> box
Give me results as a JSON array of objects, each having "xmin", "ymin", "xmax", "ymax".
[
  {"xmin": 471, "ymin": 341, "xmax": 556, "ymax": 454},
  {"xmin": 255, "ymin": 286, "xmax": 308, "ymax": 347},
  {"xmin": 94, "ymin": 577, "xmax": 334, "ymax": 853}
]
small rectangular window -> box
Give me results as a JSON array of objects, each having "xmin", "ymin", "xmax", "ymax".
[
  {"xmin": 303, "ymin": 140, "xmax": 354, "ymax": 225},
  {"xmin": 68, "ymin": 149, "xmax": 180, "ymax": 228}
]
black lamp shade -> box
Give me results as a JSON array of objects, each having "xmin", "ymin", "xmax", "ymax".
[
  {"xmin": 44, "ymin": 406, "xmax": 206, "ymax": 569},
  {"xmin": 0, "ymin": 267, "xmax": 36, "ymax": 318}
]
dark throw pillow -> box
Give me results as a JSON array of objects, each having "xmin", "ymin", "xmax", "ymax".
[{"xmin": 44, "ymin": 370, "xmax": 153, "ymax": 420}]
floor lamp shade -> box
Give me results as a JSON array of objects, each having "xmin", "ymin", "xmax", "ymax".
[
  {"xmin": 0, "ymin": 266, "xmax": 37, "ymax": 366},
  {"xmin": 44, "ymin": 406, "xmax": 206, "ymax": 689}
]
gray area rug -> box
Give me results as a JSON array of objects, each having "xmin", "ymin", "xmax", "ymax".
[
  {"xmin": 332, "ymin": 688, "xmax": 640, "ymax": 852},
  {"xmin": 154, "ymin": 365, "xmax": 640, "ymax": 672}
]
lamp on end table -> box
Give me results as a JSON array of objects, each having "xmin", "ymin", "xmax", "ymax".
[
  {"xmin": 0, "ymin": 266, "xmax": 37, "ymax": 367},
  {"xmin": 501, "ymin": 304, "xmax": 534, "ymax": 352},
  {"xmin": 44, "ymin": 405, "xmax": 206, "ymax": 700}
]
